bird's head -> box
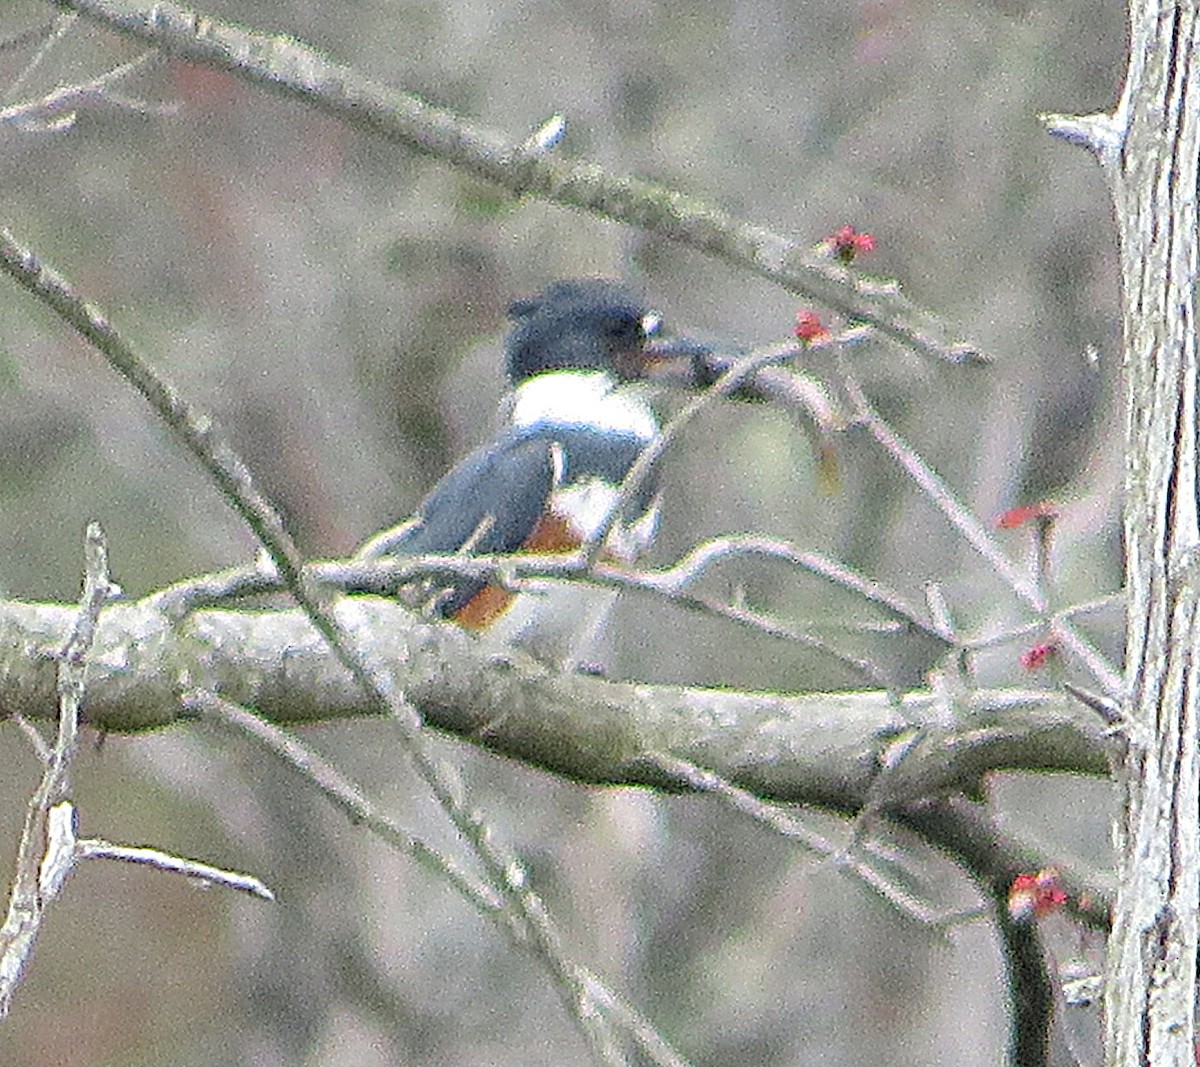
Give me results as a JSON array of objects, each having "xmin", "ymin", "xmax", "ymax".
[{"xmin": 504, "ymin": 278, "xmax": 697, "ymax": 385}]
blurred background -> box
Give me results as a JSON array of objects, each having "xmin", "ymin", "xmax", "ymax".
[{"xmin": 0, "ymin": 1, "xmax": 1124, "ymax": 1064}]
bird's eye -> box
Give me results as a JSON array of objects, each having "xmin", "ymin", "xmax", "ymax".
[
  {"xmin": 640, "ymin": 311, "xmax": 662, "ymax": 337},
  {"xmin": 603, "ymin": 316, "xmax": 646, "ymax": 347}
]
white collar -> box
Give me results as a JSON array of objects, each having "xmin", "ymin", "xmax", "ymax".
[{"xmin": 509, "ymin": 371, "xmax": 658, "ymax": 441}]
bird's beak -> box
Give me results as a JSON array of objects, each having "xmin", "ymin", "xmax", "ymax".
[{"xmin": 640, "ymin": 335, "xmax": 716, "ymax": 387}]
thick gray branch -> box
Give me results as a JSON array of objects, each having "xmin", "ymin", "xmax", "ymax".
[{"xmin": 0, "ymin": 597, "xmax": 1107, "ymax": 810}]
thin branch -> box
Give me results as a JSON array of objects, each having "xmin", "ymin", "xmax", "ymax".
[
  {"xmin": 1, "ymin": 12, "xmax": 75, "ymax": 104},
  {"xmin": 900, "ymin": 798, "xmax": 1110, "ymax": 934},
  {"xmin": 960, "ymin": 592, "xmax": 1124, "ymax": 699},
  {"xmin": 144, "ymin": 535, "xmax": 942, "ymax": 688},
  {"xmin": 590, "ymin": 566, "xmax": 896, "ymax": 686},
  {"xmin": 57, "ymin": 522, "xmax": 112, "ymax": 761},
  {"xmin": 1063, "ymin": 683, "xmax": 1123, "ymax": 730},
  {"xmin": 0, "ymin": 50, "xmax": 165, "ymax": 131},
  {"xmin": 9, "ymin": 713, "xmax": 52, "ymax": 763},
  {"xmin": 153, "ymin": 555, "xmax": 898, "ymax": 688},
  {"xmin": 144, "ymin": 545, "xmax": 1119, "ymax": 702},
  {"xmin": 638, "ymin": 534, "xmax": 953, "ymax": 644},
  {"xmin": 964, "ymin": 594, "xmax": 1123, "ymax": 652},
  {"xmin": 845, "ymin": 378, "xmax": 1047, "ymax": 614},
  {"xmin": 356, "ymin": 552, "xmax": 897, "ymax": 684},
  {"xmin": 581, "ymin": 978, "xmax": 694, "ymax": 1067},
  {"xmin": 186, "ymin": 689, "xmax": 502, "ymax": 914},
  {"xmin": 0, "ymin": 22, "xmax": 60, "ymax": 56},
  {"xmin": 1048, "ymin": 618, "xmax": 1123, "ymax": 700},
  {"xmin": 650, "ymin": 753, "xmax": 960, "ymax": 926},
  {"xmin": 997, "ymin": 903, "xmax": 1056, "ymax": 1067},
  {"xmin": 584, "ymin": 342, "xmax": 803, "ymax": 565},
  {"xmin": 54, "ymin": 0, "xmax": 979, "ymax": 367},
  {"xmin": 899, "ymin": 799, "xmax": 1075, "ymax": 1066},
  {"xmin": 1040, "ymin": 111, "xmax": 1123, "ymax": 164}
]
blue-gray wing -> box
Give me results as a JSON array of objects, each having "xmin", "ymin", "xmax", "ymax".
[
  {"xmin": 385, "ymin": 425, "xmax": 657, "ymax": 620},
  {"xmin": 389, "ymin": 431, "xmax": 559, "ymax": 616}
]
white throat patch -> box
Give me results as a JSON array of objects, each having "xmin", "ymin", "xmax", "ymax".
[{"xmin": 510, "ymin": 371, "xmax": 658, "ymax": 442}]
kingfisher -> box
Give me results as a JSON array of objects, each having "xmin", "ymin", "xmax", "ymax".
[{"xmin": 362, "ymin": 278, "xmax": 700, "ymax": 659}]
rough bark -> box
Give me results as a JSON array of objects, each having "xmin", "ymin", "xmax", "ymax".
[
  {"xmin": 0, "ymin": 596, "xmax": 1105, "ymax": 809},
  {"xmin": 1099, "ymin": 3, "xmax": 1200, "ymax": 1063}
]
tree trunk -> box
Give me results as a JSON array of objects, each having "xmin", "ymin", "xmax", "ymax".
[{"xmin": 1098, "ymin": 3, "xmax": 1200, "ymax": 1063}]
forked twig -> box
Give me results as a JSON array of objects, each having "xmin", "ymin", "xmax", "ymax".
[{"xmin": 0, "ymin": 522, "xmax": 108, "ymax": 1016}]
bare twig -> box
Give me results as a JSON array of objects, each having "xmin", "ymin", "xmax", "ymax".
[
  {"xmin": 964, "ymin": 594, "xmax": 1122, "ymax": 653},
  {"xmin": 518, "ymin": 113, "xmax": 567, "ymax": 155},
  {"xmin": 845, "ymin": 378, "xmax": 1047, "ymax": 614},
  {"xmin": 9, "ymin": 713, "xmax": 53, "ymax": 763},
  {"xmin": 899, "ymin": 799, "xmax": 1085, "ymax": 1065},
  {"xmin": 1048, "ymin": 619, "xmax": 1123, "ymax": 700},
  {"xmin": 143, "ymin": 547, "xmax": 900, "ymax": 687},
  {"xmin": 1, "ymin": 50, "xmax": 165, "ymax": 132},
  {"xmin": 584, "ymin": 341, "xmax": 803, "ymax": 565},
  {"xmin": 76, "ymin": 839, "xmax": 275, "ymax": 901},
  {"xmin": 0, "ymin": 526, "xmax": 276, "ymax": 1014},
  {"xmin": 590, "ymin": 565, "xmax": 895, "ymax": 686},
  {"xmin": 638, "ymin": 534, "xmax": 953, "ymax": 644},
  {"xmin": 186, "ymin": 689, "xmax": 501, "ymax": 913},
  {"xmin": 144, "ymin": 528, "xmax": 952, "ymax": 687},
  {"xmin": 57, "ymin": 522, "xmax": 113, "ymax": 758},
  {"xmin": 145, "ymin": 558, "xmax": 281, "ymax": 618},
  {"xmin": 0, "ymin": 22, "xmax": 60, "ymax": 56},
  {"xmin": 1063, "ymin": 683, "xmax": 1123, "ymax": 728},
  {"xmin": 0, "ymin": 522, "xmax": 109, "ymax": 1017},
  {"xmin": 963, "ymin": 592, "xmax": 1123, "ymax": 698},
  {"xmin": 1, "ymin": 12, "xmax": 75, "ymax": 104}
]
